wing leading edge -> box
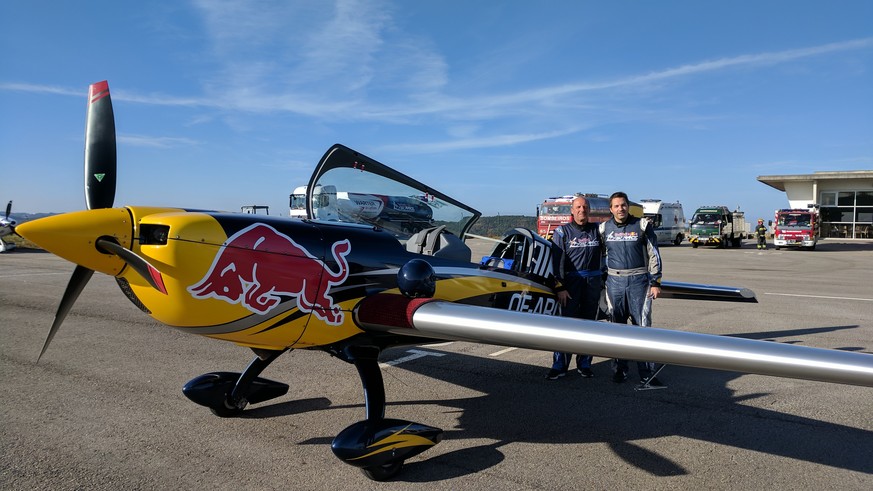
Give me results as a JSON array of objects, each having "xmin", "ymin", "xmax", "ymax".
[{"xmin": 356, "ymin": 294, "xmax": 873, "ymax": 388}]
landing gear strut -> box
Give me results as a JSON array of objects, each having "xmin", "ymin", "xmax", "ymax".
[{"xmin": 331, "ymin": 345, "xmax": 443, "ymax": 481}]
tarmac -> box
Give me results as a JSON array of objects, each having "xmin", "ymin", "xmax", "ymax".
[{"xmin": 1, "ymin": 239, "xmax": 872, "ymax": 490}]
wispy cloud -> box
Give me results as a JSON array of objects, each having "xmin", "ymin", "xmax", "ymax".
[
  {"xmin": 4, "ymin": 36, "xmax": 868, "ymax": 123},
  {"xmin": 119, "ymin": 134, "xmax": 200, "ymax": 148},
  {"xmin": 380, "ymin": 127, "xmax": 585, "ymax": 153}
]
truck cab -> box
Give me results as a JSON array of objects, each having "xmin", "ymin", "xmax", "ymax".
[
  {"xmin": 689, "ymin": 205, "xmax": 743, "ymax": 248},
  {"xmin": 773, "ymin": 208, "xmax": 819, "ymax": 250}
]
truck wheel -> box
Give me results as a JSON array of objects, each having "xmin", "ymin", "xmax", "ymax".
[
  {"xmin": 674, "ymin": 234, "xmax": 682, "ymax": 246},
  {"xmin": 692, "ymin": 242, "xmax": 698, "ymax": 249}
]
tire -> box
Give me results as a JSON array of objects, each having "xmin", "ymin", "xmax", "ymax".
[
  {"xmin": 209, "ymin": 403, "xmax": 244, "ymax": 418},
  {"xmin": 673, "ymin": 234, "xmax": 682, "ymax": 246},
  {"xmin": 692, "ymin": 242, "xmax": 698, "ymax": 249},
  {"xmin": 361, "ymin": 461, "xmax": 404, "ymax": 481}
]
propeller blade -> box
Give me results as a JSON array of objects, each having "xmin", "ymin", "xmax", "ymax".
[
  {"xmin": 96, "ymin": 238, "xmax": 168, "ymax": 294},
  {"xmin": 85, "ymin": 81, "xmax": 117, "ymax": 210},
  {"xmin": 39, "ymin": 265, "xmax": 94, "ymax": 361},
  {"xmin": 4, "ymin": 200, "xmax": 10, "ymax": 220}
]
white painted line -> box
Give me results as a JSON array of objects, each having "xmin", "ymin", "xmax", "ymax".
[
  {"xmin": 489, "ymin": 347, "xmax": 517, "ymax": 357},
  {"xmin": 379, "ymin": 349, "xmax": 446, "ymax": 368},
  {"xmin": 764, "ymin": 292, "xmax": 873, "ymax": 302},
  {"xmin": 420, "ymin": 341, "xmax": 454, "ymax": 347}
]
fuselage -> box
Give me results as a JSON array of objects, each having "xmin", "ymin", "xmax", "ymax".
[{"xmin": 17, "ymin": 206, "xmax": 556, "ymax": 351}]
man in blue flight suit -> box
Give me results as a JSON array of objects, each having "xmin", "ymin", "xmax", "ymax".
[
  {"xmin": 600, "ymin": 191, "xmax": 663, "ymax": 385},
  {"xmin": 546, "ymin": 195, "xmax": 604, "ymax": 380}
]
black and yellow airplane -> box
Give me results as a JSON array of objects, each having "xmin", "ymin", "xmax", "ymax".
[{"xmin": 17, "ymin": 81, "xmax": 873, "ymax": 481}]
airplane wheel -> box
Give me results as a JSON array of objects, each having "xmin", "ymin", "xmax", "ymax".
[
  {"xmin": 360, "ymin": 461, "xmax": 404, "ymax": 481},
  {"xmin": 209, "ymin": 399, "xmax": 246, "ymax": 418}
]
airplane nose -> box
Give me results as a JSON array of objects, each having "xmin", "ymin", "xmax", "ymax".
[{"xmin": 16, "ymin": 208, "xmax": 133, "ymax": 276}]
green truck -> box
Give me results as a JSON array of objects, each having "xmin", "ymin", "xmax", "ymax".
[{"xmin": 689, "ymin": 205, "xmax": 746, "ymax": 248}]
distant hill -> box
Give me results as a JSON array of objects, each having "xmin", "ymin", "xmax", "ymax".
[
  {"xmin": 9, "ymin": 213, "xmax": 57, "ymax": 224},
  {"xmin": 468, "ymin": 215, "xmax": 536, "ymax": 238}
]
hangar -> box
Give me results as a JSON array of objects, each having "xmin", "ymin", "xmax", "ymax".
[{"xmin": 757, "ymin": 171, "xmax": 873, "ymax": 239}]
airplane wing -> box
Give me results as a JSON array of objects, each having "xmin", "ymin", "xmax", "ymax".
[{"xmin": 356, "ymin": 294, "xmax": 873, "ymax": 388}]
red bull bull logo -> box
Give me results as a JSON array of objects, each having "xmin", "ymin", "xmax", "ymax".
[{"xmin": 188, "ymin": 223, "xmax": 351, "ymax": 325}]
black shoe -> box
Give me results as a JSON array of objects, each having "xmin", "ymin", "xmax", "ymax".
[
  {"xmin": 641, "ymin": 376, "xmax": 664, "ymax": 387},
  {"xmin": 577, "ymin": 367, "xmax": 595, "ymax": 378},
  {"xmin": 545, "ymin": 368, "xmax": 567, "ymax": 380},
  {"xmin": 612, "ymin": 370, "xmax": 627, "ymax": 383}
]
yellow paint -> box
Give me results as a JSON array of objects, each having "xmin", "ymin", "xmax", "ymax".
[{"xmin": 16, "ymin": 208, "xmax": 132, "ymax": 275}]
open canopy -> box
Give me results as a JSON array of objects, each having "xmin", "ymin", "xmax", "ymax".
[{"xmin": 305, "ymin": 144, "xmax": 481, "ymax": 240}]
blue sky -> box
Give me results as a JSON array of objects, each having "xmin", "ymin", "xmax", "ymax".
[{"xmin": 1, "ymin": 1, "xmax": 871, "ymax": 225}]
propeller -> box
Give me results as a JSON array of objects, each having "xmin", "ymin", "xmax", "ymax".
[
  {"xmin": 96, "ymin": 237, "xmax": 167, "ymax": 294},
  {"xmin": 85, "ymin": 81, "xmax": 116, "ymax": 210},
  {"xmin": 36, "ymin": 81, "xmax": 166, "ymax": 360},
  {"xmin": 1, "ymin": 201, "xmax": 15, "ymax": 233},
  {"xmin": 39, "ymin": 266, "xmax": 94, "ymax": 361}
]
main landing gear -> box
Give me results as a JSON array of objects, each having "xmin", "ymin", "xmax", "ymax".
[
  {"xmin": 182, "ymin": 348, "xmax": 290, "ymax": 417},
  {"xmin": 330, "ymin": 345, "xmax": 444, "ymax": 481},
  {"xmin": 181, "ymin": 344, "xmax": 443, "ymax": 481}
]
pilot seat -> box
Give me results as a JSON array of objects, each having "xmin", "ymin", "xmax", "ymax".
[{"xmin": 405, "ymin": 225, "xmax": 472, "ymax": 263}]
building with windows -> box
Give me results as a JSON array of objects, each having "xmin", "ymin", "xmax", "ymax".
[{"xmin": 757, "ymin": 171, "xmax": 873, "ymax": 239}]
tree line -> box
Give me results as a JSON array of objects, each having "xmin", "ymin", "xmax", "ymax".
[{"xmin": 467, "ymin": 215, "xmax": 536, "ymax": 238}]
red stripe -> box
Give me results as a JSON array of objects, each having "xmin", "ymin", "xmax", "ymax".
[
  {"xmin": 89, "ymin": 80, "xmax": 110, "ymax": 104},
  {"xmin": 355, "ymin": 294, "xmax": 436, "ymax": 329},
  {"xmin": 148, "ymin": 265, "xmax": 168, "ymax": 295}
]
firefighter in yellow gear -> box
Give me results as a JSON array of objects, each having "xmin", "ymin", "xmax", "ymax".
[{"xmin": 755, "ymin": 219, "xmax": 768, "ymax": 250}]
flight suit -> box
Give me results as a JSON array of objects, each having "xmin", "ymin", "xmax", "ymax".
[
  {"xmin": 550, "ymin": 221, "xmax": 604, "ymax": 375},
  {"xmin": 600, "ymin": 216, "xmax": 662, "ymax": 380}
]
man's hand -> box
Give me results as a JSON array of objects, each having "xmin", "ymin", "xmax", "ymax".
[
  {"xmin": 648, "ymin": 286, "xmax": 661, "ymax": 299},
  {"xmin": 557, "ymin": 290, "xmax": 571, "ymax": 307}
]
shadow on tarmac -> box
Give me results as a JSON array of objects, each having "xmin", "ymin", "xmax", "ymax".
[{"xmin": 247, "ymin": 324, "xmax": 873, "ymax": 481}]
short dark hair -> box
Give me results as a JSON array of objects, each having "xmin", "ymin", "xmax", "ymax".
[{"xmin": 609, "ymin": 191, "xmax": 629, "ymax": 205}]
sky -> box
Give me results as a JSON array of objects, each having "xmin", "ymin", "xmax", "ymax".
[{"xmin": 1, "ymin": 1, "xmax": 872, "ymax": 225}]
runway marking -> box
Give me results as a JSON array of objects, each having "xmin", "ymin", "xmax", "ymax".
[
  {"xmin": 379, "ymin": 349, "xmax": 446, "ymax": 368},
  {"xmin": 489, "ymin": 347, "xmax": 517, "ymax": 357},
  {"xmin": 420, "ymin": 341, "xmax": 454, "ymax": 347},
  {"xmin": 765, "ymin": 292, "xmax": 873, "ymax": 302}
]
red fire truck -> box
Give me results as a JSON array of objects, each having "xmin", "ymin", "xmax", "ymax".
[
  {"xmin": 536, "ymin": 194, "xmax": 640, "ymax": 240},
  {"xmin": 773, "ymin": 208, "xmax": 820, "ymax": 250}
]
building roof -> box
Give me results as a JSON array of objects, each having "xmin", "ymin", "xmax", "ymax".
[{"xmin": 757, "ymin": 170, "xmax": 873, "ymax": 191}]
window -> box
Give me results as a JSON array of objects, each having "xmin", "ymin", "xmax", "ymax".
[
  {"xmin": 820, "ymin": 192, "xmax": 836, "ymax": 206},
  {"xmin": 838, "ymin": 192, "xmax": 855, "ymax": 206}
]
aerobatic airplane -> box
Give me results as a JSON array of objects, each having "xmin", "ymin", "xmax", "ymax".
[
  {"xmin": 1, "ymin": 201, "xmax": 17, "ymax": 252},
  {"xmin": 16, "ymin": 81, "xmax": 873, "ymax": 481}
]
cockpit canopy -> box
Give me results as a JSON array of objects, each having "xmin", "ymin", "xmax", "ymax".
[{"xmin": 306, "ymin": 145, "xmax": 480, "ymax": 240}]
